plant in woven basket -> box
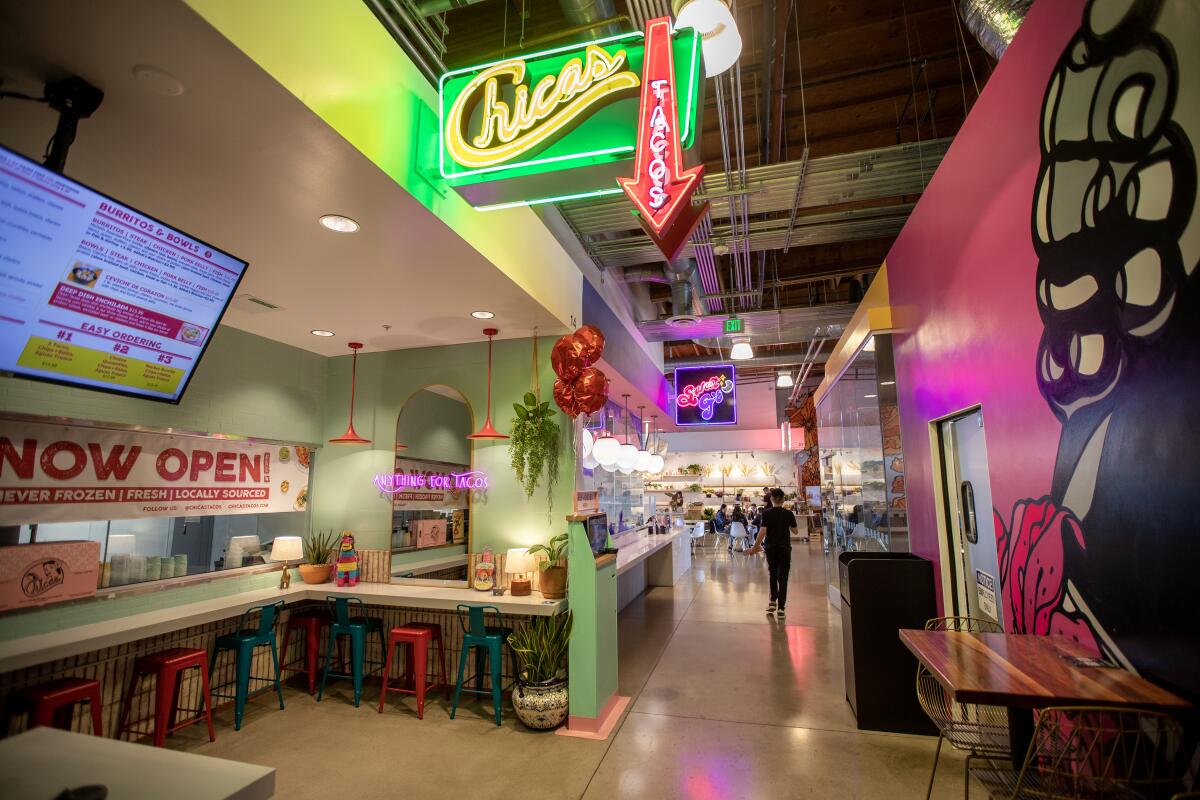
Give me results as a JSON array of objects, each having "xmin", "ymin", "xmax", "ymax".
[
  {"xmin": 510, "ymin": 391, "xmax": 561, "ymax": 509},
  {"xmin": 507, "ymin": 610, "xmax": 573, "ymax": 683}
]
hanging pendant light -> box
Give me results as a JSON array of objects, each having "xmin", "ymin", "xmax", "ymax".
[
  {"xmin": 634, "ymin": 405, "xmax": 654, "ymax": 472},
  {"xmin": 592, "ymin": 410, "xmax": 621, "ymax": 467},
  {"xmin": 674, "ymin": 0, "xmax": 743, "ymax": 77},
  {"xmin": 329, "ymin": 342, "xmax": 372, "ymax": 445},
  {"xmin": 616, "ymin": 394, "xmax": 639, "ymax": 472},
  {"xmin": 647, "ymin": 416, "xmax": 665, "ymax": 474},
  {"xmin": 467, "ymin": 327, "xmax": 509, "ymax": 440}
]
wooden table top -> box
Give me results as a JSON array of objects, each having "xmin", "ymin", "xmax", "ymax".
[{"xmin": 899, "ymin": 629, "xmax": 1192, "ymax": 711}]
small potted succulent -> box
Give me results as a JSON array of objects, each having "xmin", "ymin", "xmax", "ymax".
[
  {"xmin": 509, "ymin": 611, "xmax": 572, "ymax": 729},
  {"xmin": 528, "ymin": 532, "xmax": 568, "ymax": 599},
  {"xmin": 299, "ymin": 529, "xmax": 336, "ymax": 584}
]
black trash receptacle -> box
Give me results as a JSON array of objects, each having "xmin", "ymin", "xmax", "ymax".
[{"xmin": 839, "ymin": 551, "xmax": 937, "ymax": 735}]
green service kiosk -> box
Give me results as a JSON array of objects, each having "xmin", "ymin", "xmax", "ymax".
[{"xmin": 565, "ymin": 513, "xmax": 624, "ymax": 735}]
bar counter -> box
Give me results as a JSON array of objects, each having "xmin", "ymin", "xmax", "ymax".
[{"xmin": 0, "ymin": 580, "xmax": 566, "ymax": 674}]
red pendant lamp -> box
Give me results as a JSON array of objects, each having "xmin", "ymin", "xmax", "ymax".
[
  {"xmin": 467, "ymin": 327, "xmax": 509, "ymax": 440},
  {"xmin": 329, "ymin": 342, "xmax": 372, "ymax": 445}
]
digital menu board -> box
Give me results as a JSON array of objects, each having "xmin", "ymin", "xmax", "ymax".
[
  {"xmin": 674, "ymin": 364, "xmax": 737, "ymax": 426},
  {"xmin": 0, "ymin": 144, "xmax": 246, "ymax": 403}
]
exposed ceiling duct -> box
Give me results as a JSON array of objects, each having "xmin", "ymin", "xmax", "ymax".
[
  {"xmin": 957, "ymin": 0, "xmax": 1031, "ymax": 60},
  {"xmin": 622, "ymin": 260, "xmax": 707, "ymax": 323},
  {"xmin": 558, "ymin": 0, "xmax": 624, "ymax": 38}
]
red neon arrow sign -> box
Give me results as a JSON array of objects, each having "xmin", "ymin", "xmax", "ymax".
[{"xmin": 617, "ymin": 18, "xmax": 705, "ymax": 237}]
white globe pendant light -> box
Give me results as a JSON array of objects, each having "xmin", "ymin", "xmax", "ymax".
[
  {"xmin": 600, "ymin": 458, "xmax": 618, "ymax": 473},
  {"xmin": 649, "ymin": 453, "xmax": 666, "ymax": 473},
  {"xmin": 592, "ymin": 412, "xmax": 621, "ymax": 467},
  {"xmin": 616, "ymin": 394, "xmax": 639, "ymax": 472},
  {"xmin": 674, "ymin": 0, "xmax": 743, "ymax": 78},
  {"xmin": 635, "ymin": 449, "xmax": 655, "ymax": 473},
  {"xmin": 582, "ymin": 450, "xmax": 599, "ymax": 470},
  {"xmin": 580, "ymin": 427, "xmax": 594, "ymax": 458},
  {"xmin": 633, "ymin": 405, "xmax": 653, "ymax": 473}
]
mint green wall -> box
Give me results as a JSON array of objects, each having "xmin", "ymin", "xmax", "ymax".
[
  {"xmin": 0, "ymin": 326, "xmax": 326, "ymax": 444},
  {"xmin": 397, "ymin": 389, "xmax": 472, "ymax": 466},
  {"xmin": 313, "ymin": 336, "xmax": 573, "ymax": 555}
]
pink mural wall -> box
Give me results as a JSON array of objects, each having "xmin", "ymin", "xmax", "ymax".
[{"xmin": 886, "ymin": 0, "xmax": 1199, "ymax": 705}]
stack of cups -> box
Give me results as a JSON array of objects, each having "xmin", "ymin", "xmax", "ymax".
[
  {"xmin": 110, "ymin": 555, "xmax": 130, "ymax": 587},
  {"xmin": 144, "ymin": 556, "xmax": 162, "ymax": 582},
  {"xmin": 174, "ymin": 554, "xmax": 188, "ymax": 577}
]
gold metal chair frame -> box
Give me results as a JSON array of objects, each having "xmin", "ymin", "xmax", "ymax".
[{"xmin": 916, "ymin": 615, "xmax": 1011, "ymax": 799}]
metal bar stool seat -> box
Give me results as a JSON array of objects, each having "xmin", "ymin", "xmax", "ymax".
[
  {"xmin": 378, "ymin": 622, "xmax": 448, "ymax": 719},
  {"xmin": 450, "ymin": 604, "xmax": 507, "ymax": 726},
  {"xmin": 118, "ymin": 647, "xmax": 215, "ymax": 747},
  {"xmin": 317, "ymin": 596, "xmax": 385, "ymax": 708},
  {"xmin": 208, "ymin": 601, "xmax": 286, "ymax": 730},
  {"xmin": 18, "ymin": 677, "xmax": 103, "ymax": 736},
  {"xmin": 280, "ymin": 608, "xmax": 331, "ymax": 694}
]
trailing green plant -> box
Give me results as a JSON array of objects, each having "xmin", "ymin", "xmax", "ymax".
[
  {"xmin": 510, "ymin": 391, "xmax": 561, "ymax": 510},
  {"xmin": 702, "ymin": 508, "xmax": 715, "ymax": 521},
  {"xmin": 527, "ymin": 531, "xmax": 569, "ymax": 570},
  {"xmin": 508, "ymin": 610, "xmax": 573, "ymax": 684},
  {"xmin": 687, "ymin": 483, "xmax": 702, "ymax": 493},
  {"xmin": 303, "ymin": 529, "xmax": 337, "ymax": 564}
]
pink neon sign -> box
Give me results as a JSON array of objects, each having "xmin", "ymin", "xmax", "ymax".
[
  {"xmin": 373, "ymin": 470, "xmax": 488, "ymax": 493},
  {"xmin": 676, "ymin": 373, "xmax": 735, "ymax": 422}
]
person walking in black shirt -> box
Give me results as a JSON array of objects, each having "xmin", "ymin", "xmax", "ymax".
[{"xmin": 747, "ymin": 488, "xmax": 798, "ymax": 618}]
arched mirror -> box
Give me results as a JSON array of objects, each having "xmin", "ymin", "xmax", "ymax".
[{"xmin": 390, "ymin": 385, "xmax": 473, "ymax": 555}]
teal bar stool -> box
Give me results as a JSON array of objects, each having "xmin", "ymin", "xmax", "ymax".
[
  {"xmin": 449, "ymin": 604, "xmax": 506, "ymax": 727},
  {"xmin": 317, "ymin": 596, "xmax": 385, "ymax": 707},
  {"xmin": 208, "ymin": 601, "xmax": 285, "ymax": 731}
]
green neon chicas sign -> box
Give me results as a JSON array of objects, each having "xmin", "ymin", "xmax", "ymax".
[{"xmin": 439, "ymin": 28, "xmax": 703, "ymax": 210}]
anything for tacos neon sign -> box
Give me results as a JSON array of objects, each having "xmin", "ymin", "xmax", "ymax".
[{"xmin": 374, "ymin": 470, "xmax": 489, "ymax": 493}]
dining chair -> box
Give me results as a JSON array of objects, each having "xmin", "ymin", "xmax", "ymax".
[
  {"xmin": 689, "ymin": 522, "xmax": 707, "ymax": 553},
  {"xmin": 208, "ymin": 600, "xmax": 286, "ymax": 730},
  {"xmin": 968, "ymin": 706, "xmax": 1185, "ymax": 799},
  {"xmin": 728, "ymin": 521, "xmax": 751, "ymax": 552},
  {"xmin": 916, "ymin": 615, "xmax": 1010, "ymax": 800}
]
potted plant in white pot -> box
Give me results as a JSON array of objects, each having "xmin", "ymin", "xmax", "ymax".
[
  {"xmin": 508, "ymin": 610, "xmax": 572, "ymax": 729},
  {"xmin": 528, "ymin": 532, "xmax": 568, "ymax": 599}
]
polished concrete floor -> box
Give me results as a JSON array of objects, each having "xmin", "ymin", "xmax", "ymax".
[{"xmin": 174, "ymin": 540, "xmax": 967, "ymax": 798}]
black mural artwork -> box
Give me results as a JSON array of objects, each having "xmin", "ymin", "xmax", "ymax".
[{"xmin": 996, "ymin": 0, "xmax": 1199, "ymax": 708}]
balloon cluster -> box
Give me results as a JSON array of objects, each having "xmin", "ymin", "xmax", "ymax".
[{"xmin": 551, "ymin": 325, "xmax": 609, "ymax": 417}]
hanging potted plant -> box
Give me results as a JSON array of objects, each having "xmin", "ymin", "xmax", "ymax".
[
  {"xmin": 508, "ymin": 610, "xmax": 572, "ymax": 729},
  {"xmin": 299, "ymin": 529, "xmax": 336, "ymax": 584},
  {"xmin": 511, "ymin": 391, "xmax": 561, "ymax": 509},
  {"xmin": 528, "ymin": 531, "xmax": 568, "ymax": 599}
]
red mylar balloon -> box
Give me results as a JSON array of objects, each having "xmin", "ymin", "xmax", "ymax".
[
  {"xmin": 553, "ymin": 378, "xmax": 579, "ymax": 417},
  {"xmin": 551, "ymin": 335, "xmax": 586, "ymax": 381},
  {"xmin": 573, "ymin": 367, "xmax": 609, "ymax": 414},
  {"xmin": 574, "ymin": 325, "xmax": 605, "ymax": 365}
]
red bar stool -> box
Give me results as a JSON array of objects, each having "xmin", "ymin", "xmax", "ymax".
[
  {"xmin": 118, "ymin": 647, "xmax": 215, "ymax": 747},
  {"xmin": 378, "ymin": 622, "xmax": 448, "ymax": 719},
  {"xmin": 280, "ymin": 608, "xmax": 331, "ymax": 694},
  {"xmin": 19, "ymin": 677, "xmax": 103, "ymax": 736}
]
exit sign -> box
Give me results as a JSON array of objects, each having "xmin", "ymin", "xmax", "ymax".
[{"xmin": 723, "ymin": 318, "xmax": 743, "ymax": 334}]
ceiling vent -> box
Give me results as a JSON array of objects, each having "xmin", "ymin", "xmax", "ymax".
[
  {"xmin": 666, "ymin": 314, "xmax": 701, "ymax": 329},
  {"xmin": 230, "ymin": 294, "xmax": 284, "ymax": 314}
]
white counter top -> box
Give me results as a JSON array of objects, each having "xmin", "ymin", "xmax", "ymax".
[
  {"xmin": 614, "ymin": 526, "xmax": 688, "ymax": 576},
  {"xmin": 0, "ymin": 727, "xmax": 274, "ymax": 800},
  {"xmin": 0, "ymin": 581, "xmax": 566, "ymax": 674}
]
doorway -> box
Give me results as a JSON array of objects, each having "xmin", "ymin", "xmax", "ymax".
[{"xmin": 936, "ymin": 408, "xmax": 1002, "ymax": 626}]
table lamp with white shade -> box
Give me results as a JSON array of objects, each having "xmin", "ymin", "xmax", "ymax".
[
  {"xmin": 270, "ymin": 536, "xmax": 303, "ymax": 589},
  {"xmin": 505, "ymin": 548, "xmax": 534, "ymax": 597}
]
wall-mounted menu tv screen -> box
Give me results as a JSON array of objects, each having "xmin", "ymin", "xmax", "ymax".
[{"xmin": 0, "ymin": 144, "xmax": 247, "ymax": 403}]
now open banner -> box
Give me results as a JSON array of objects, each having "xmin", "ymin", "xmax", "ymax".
[{"xmin": 0, "ymin": 420, "xmax": 312, "ymax": 525}]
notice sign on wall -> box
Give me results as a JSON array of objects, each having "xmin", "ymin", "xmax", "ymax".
[{"xmin": 0, "ymin": 420, "xmax": 312, "ymax": 525}]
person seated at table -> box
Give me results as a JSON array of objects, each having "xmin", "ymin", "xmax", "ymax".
[{"xmin": 713, "ymin": 504, "xmax": 729, "ymax": 535}]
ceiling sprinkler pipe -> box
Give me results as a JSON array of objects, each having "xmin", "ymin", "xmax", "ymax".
[{"xmin": 957, "ymin": 0, "xmax": 1031, "ymax": 60}]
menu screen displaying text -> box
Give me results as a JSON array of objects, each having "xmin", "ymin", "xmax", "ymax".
[{"xmin": 0, "ymin": 145, "xmax": 246, "ymax": 402}]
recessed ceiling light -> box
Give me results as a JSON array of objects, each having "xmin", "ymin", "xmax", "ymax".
[
  {"xmin": 319, "ymin": 215, "xmax": 360, "ymax": 233},
  {"xmin": 133, "ymin": 65, "xmax": 185, "ymax": 96},
  {"xmin": 471, "ymin": 310, "xmax": 496, "ymax": 319},
  {"xmin": 864, "ymin": 394, "xmax": 877, "ymax": 398},
  {"xmin": 879, "ymin": 380, "xmax": 896, "ymax": 386},
  {"xmin": 310, "ymin": 329, "xmax": 336, "ymax": 337}
]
